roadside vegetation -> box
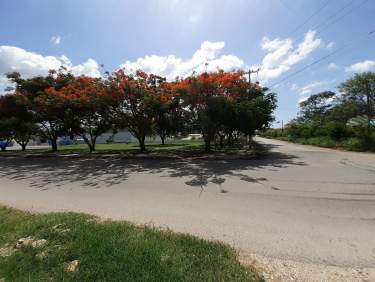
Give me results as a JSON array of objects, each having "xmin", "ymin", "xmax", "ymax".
[
  {"xmin": 0, "ymin": 140, "xmax": 261, "ymax": 157},
  {"xmin": 0, "ymin": 69, "xmax": 276, "ymax": 154},
  {"xmin": 0, "ymin": 205, "xmax": 263, "ymax": 282},
  {"xmin": 262, "ymin": 72, "xmax": 375, "ymax": 152}
]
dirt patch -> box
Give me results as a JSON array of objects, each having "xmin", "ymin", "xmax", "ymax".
[{"xmin": 240, "ymin": 254, "xmax": 375, "ymax": 282}]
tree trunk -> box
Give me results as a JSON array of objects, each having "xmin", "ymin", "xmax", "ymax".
[
  {"xmin": 138, "ymin": 136, "xmax": 146, "ymax": 152},
  {"xmin": 204, "ymin": 139, "xmax": 211, "ymax": 153},
  {"xmin": 51, "ymin": 138, "xmax": 58, "ymax": 152},
  {"xmin": 21, "ymin": 143, "xmax": 27, "ymax": 151},
  {"xmin": 0, "ymin": 146, "xmax": 6, "ymax": 152},
  {"xmin": 89, "ymin": 143, "xmax": 96, "ymax": 152},
  {"xmin": 219, "ymin": 135, "xmax": 225, "ymax": 148},
  {"xmin": 227, "ymin": 132, "xmax": 233, "ymax": 146},
  {"xmin": 160, "ymin": 135, "xmax": 166, "ymax": 146}
]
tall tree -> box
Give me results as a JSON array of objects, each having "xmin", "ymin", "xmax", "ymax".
[
  {"xmin": 45, "ymin": 76, "xmax": 116, "ymax": 152},
  {"xmin": 151, "ymin": 81, "xmax": 185, "ymax": 145},
  {"xmin": 339, "ymin": 72, "xmax": 375, "ymax": 135},
  {"xmin": 175, "ymin": 70, "xmax": 276, "ymax": 151},
  {"xmin": 298, "ymin": 91, "xmax": 336, "ymax": 126},
  {"xmin": 110, "ymin": 70, "xmax": 160, "ymax": 152}
]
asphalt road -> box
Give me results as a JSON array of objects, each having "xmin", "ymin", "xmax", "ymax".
[{"xmin": 0, "ymin": 138, "xmax": 374, "ymax": 270}]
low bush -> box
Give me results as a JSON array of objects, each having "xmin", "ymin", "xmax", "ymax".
[
  {"xmin": 305, "ymin": 137, "xmax": 336, "ymax": 148},
  {"xmin": 342, "ymin": 137, "xmax": 367, "ymax": 151}
]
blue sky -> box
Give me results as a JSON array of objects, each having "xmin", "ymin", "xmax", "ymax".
[{"xmin": 0, "ymin": 0, "xmax": 374, "ymax": 123}]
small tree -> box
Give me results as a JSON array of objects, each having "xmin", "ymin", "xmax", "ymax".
[
  {"xmin": 0, "ymin": 119, "xmax": 12, "ymax": 151},
  {"xmin": 0, "ymin": 93, "xmax": 37, "ymax": 151}
]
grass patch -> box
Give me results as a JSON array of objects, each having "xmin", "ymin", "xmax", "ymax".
[
  {"xmin": 0, "ymin": 140, "xmax": 260, "ymax": 157},
  {"xmin": 0, "ymin": 205, "xmax": 263, "ymax": 282}
]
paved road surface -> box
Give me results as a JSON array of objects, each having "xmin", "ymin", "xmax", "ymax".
[{"xmin": 0, "ymin": 138, "xmax": 374, "ymax": 274}]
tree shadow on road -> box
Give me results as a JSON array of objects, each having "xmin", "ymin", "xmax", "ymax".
[{"xmin": 0, "ymin": 146, "xmax": 306, "ymax": 190}]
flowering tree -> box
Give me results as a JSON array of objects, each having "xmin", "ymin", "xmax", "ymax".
[
  {"xmin": 3, "ymin": 68, "xmax": 277, "ymax": 153},
  {"xmin": 150, "ymin": 81, "xmax": 186, "ymax": 145},
  {"xmin": 110, "ymin": 70, "xmax": 162, "ymax": 152},
  {"xmin": 175, "ymin": 70, "xmax": 276, "ymax": 151},
  {"xmin": 45, "ymin": 76, "xmax": 116, "ymax": 152},
  {"xmin": 7, "ymin": 70, "xmax": 74, "ymax": 151}
]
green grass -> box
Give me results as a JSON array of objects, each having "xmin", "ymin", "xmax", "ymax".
[
  {"xmin": 60, "ymin": 141, "xmax": 205, "ymax": 154},
  {"xmin": 0, "ymin": 141, "xmax": 203, "ymax": 156},
  {"xmin": 0, "ymin": 140, "xmax": 259, "ymax": 156},
  {"xmin": 0, "ymin": 205, "xmax": 263, "ymax": 282}
]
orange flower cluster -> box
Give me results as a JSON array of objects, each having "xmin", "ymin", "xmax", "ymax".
[{"xmin": 172, "ymin": 70, "xmax": 250, "ymax": 106}]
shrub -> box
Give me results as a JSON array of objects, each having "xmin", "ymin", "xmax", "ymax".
[
  {"xmin": 324, "ymin": 122, "xmax": 348, "ymax": 140},
  {"xmin": 307, "ymin": 136, "xmax": 336, "ymax": 148},
  {"xmin": 343, "ymin": 137, "xmax": 367, "ymax": 151}
]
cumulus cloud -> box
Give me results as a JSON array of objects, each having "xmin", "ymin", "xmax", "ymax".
[
  {"xmin": 0, "ymin": 45, "xmax": 101, "ymax": 80},
  {"xmin": 50, "ymin": 35, "xmax": 61, "ymax": 45},
  {"xmin": 119, "ymin": 41, "xmax": 245, "ymax": 80},
  {"xmin": 291, "ymin": 81, "xmax": 329, "ymax": 104},
  {"xmin": 328, "ymin": 62, "xmax": 338, "ymax": 70},
  {"xmin": 254, "ymin": 30, "xmax": 322, "ymax": 81},
  {"xmin": 298, "ymin": 81, "xmax": 326, "ymax": 96},
  {"xmin": 346, "ymin": 60, "xmax": 375, "ymax": 72}
]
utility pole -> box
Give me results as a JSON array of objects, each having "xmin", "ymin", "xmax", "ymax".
[{"xmin": 244, "ymin": 68, "xmax": 260, "ymax": 84}]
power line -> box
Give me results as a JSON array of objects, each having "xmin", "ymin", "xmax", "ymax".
[
  {"xmin": 314, "ymin": 0, "xmax": 369, "ymax": 35},
  {"xmin": 255, "ymin": 0, "xmax": 370, "ymax": 84},
  {"xmin": 268, "ymin": 29, "xmax": 375, "ymax": 89},
  {"xmin": 290, "ymin": 0, "xmax": 331, "ymax": 35},
  {"xmin": 311, "ymin": 0, "xmax": 356, "ymax": 32},
  {"xmin": 278, "ymin": 0, "xmax": 299, "ymax": 16},
  {"xmin": 254, "ymin": 0, "xmax": 333, "ymax": 79}
]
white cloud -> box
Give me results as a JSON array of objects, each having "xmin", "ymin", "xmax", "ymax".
[
  {"xmin": 50, "ymin": 35, "xmax": 61, "ymax": 45},
  {"xmin": 298, "ymin": 96, "xmax": 309, "ymax": 103},
  {"xmin": 292, "ymin": 80, "xmax": 334, "ymax": 105},
  {"xmin": 299, "ymin": 81, "xmax": 326, "ymax": 95},
  {"xmin": 326, "ymin": 42, "xmax": 335, "ymax": 49},
  {"xmin": 291, "ymin": 80, "xmax": 328, "ymax": 97},
  {"xmin": 255, "ymin": 30, "xmax": 322, "ymax": 81},
  {"xmin": 0, "ymin": 45, "xmax": 100, "ymax": 79},
  {"xmin": 328, "ymin": 62, "xmax": 338, "ymax": 70},
  {"xmin": 69, "ymin": 59, "xmax": 101, "ymax": 77},
  {"xmin": 290, "ymin": 83, "xmax": 298, "ymax": 91},
  {"xmin": 346, "ymin": 60, "xmax": 375, "ymax": 72},
  {"xmin": 119, "ymin": 41, "xmax": 245, "ymax": 80}
]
